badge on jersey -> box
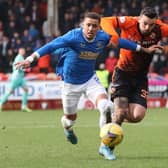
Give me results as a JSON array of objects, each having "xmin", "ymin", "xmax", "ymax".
[
  {"xmin": 119, "ymin": 16, "xmax": 126, "ymax": 23},
  {"xmin": 80, "ymin": 43, "xmax": 86, "ymax": 48}
]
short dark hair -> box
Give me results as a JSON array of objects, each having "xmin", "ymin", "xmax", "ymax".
[
  {"xmin": 84, "ymin": 12, "xmax": 101, "ymax": 23},
  {"xmin": 140, "ymin": 7, "xmax": 158, "ymax": 19}
]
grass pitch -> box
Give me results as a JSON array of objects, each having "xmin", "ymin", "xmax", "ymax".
[{"xmin": 0, "ymin": 108, "xmax": 168, "ymax": 168}]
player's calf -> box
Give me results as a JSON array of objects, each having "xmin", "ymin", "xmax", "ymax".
[
  {"xmin": 61, "ymin": 114, "xmax": 78, "ymax": 144},
  {"xmin": 63, "ymin": 128, "xmax": 78, "ymax": 144},
  {"xmin": 113, "ymin": 97, "xmax": 129, "ymax": 125},
  {"xmin": 97, "ymin": 99, "xmax": 114, "ymax": 128}
]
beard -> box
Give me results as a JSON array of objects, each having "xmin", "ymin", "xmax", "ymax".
[{"xmin": 140, "ymin": 30, "xmax": 151, "ymax": 36}]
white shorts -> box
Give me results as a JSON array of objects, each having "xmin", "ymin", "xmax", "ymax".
[{"xmin": 62, "ymin": 74, "xmax": 107, "ymax": 115}]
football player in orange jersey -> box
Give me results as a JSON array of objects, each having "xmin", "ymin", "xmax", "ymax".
[{"xmin": 101, "ymin": 6, "xmax": 168, "ymax": 159}]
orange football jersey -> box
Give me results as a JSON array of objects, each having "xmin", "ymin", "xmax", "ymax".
[{"xmin": 101, "ymin": 16, "xmax": 168, "ymax": 74}]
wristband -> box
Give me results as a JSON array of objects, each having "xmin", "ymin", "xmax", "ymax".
[
  {"xmin": 26, "ymin": 56, "xmax": 34, "ymax": 63},
  {"xmin": 136, "ymin": 44, "xmax": 141, "ymax": 51}
]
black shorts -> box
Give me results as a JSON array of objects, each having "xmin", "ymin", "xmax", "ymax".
[{"xmin": 111, "ymin": 67, "xmax": 148, "ymax": 108}]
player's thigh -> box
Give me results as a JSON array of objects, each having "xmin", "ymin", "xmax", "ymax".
[
  {"xmin": 126, "ymin": 78, "xmax": 147, "ymax": 122},
  {"xmin": 62, "ymin": 82, "xmax": 82, "ymax": 115},
  {"xmin": 129, "ymin": 78, "xmax": 148, "ymax": 108},
  {"xmin": 111, "ymin": 67, "xmax": 130, "ymax": 101},
  {"xmin": 20, "ymin": 78, "xmax": 27, "ymax": 87},
  {"xmin": 113, "ymin": 96, "xmax": 129, "ymax": 113},
  {"xmin": 86, "ymin": 74, "xmax": 107, "ymax": 104},
  {"xmin": 128, "ymin": 88, "xmax": 147, "ymax": 121},
  {"xmin": 110, "ymin": 68, "xmax": 131, "ymax": 118},
  {"xmin": 9, "ymin": 79, "xmax": 21, "ymax": 90},
  {"xmin": 20, "ymin": 79, "xmax": 28, "ymax": 92}
]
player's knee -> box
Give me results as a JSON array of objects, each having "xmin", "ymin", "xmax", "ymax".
[
  {"xmin": 10, "ymin": 90, "xmax": 14, "ymax": 94},
  {"xmin": 61, "ymin": 114, "xmax": 77, "ymax": 129},
  {"xmin": 65, "ymin": 113, "xmax": 77, "ymax": 120},
  {"xmin": 113, "ymin": 97, "xmax": 129, "ymax": 125},
  {"xmin": 24, "ymin": 88, "xmax": 28, "ymax": 93},
  {"xmin": 97, "ymin": 99, "xmax": 113, "ymax": 115},
  {"xmin": 130, "ymin": 112, "xmax": 145, "ymax": 123},
  {"xmin": 128, "ymin": 105, "xmax": 146, "ymax": 123}
]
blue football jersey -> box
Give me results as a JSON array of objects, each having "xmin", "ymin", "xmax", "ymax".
[
  {"xmin": 35, "ymin": 28, "xmax": 138, "ymax": 84},
  {"xmin": 52, "ymin": 47, "xmax": 97, "ymax": 84}
]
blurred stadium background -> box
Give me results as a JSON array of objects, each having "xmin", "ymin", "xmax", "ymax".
[{"xmin": 0, "ymin": 0, "xmax": 168, "ymax": 110}]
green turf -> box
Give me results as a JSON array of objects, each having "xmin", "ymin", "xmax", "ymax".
[{"xmin": 0, "ymin": 108, "xmax": 168, "ymax": 168}]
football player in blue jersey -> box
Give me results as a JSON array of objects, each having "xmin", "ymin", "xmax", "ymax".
[{"xmin": 15, "ymin": 12, "xmax": 160, "ymax": 160}]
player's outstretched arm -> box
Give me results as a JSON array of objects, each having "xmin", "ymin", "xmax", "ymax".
[
  {"xmin": 107, "ymin": 36, "xmax": 141, "ymax": 52},
  {"xmin": 15, "ymin": 52, "xmax": 39, "ymax": 69},
  {"xmin": 108, "ymin": 36, "xmax": 163, "ymax": 54}
]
